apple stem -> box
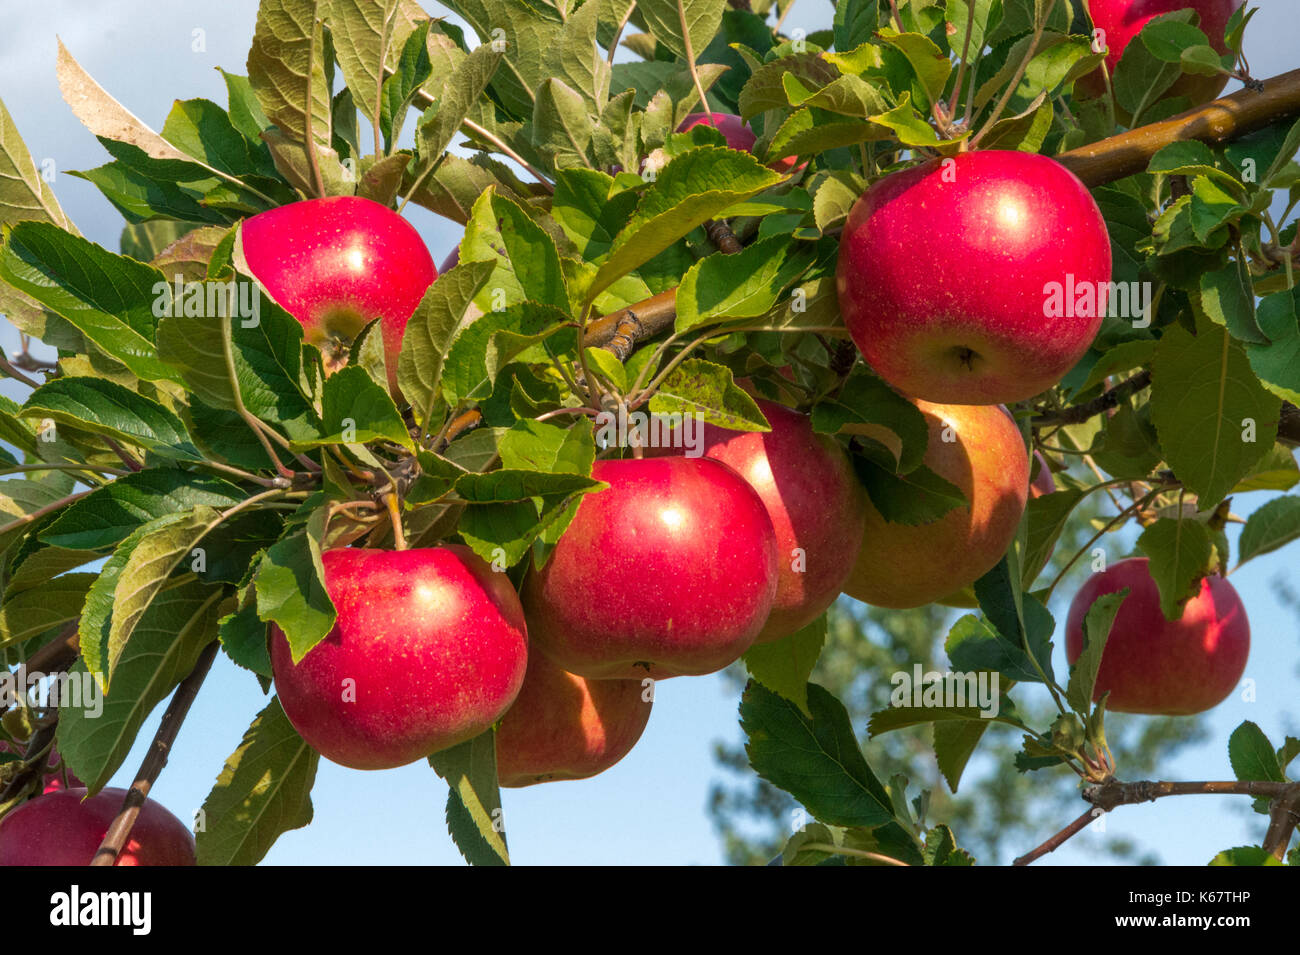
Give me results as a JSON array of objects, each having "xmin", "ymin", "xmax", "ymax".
[{"xmin": 384, "ymin": 491, "xmax": 407, "ymax": 550}]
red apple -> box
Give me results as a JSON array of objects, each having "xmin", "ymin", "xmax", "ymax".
[
  {"xmin": 678, "ymin": 112, "xmax": 799, "ymax": 173},
  {"xmin": 836, "ymin": 150, "xmax": 1111, "ymax": 405},
  {"xmin": 0, "ymin": 788, "xmax": 195, "ymax": 866},
  {"xmin": 1078, "ymin": 0, "xmax": 1243, "ymax": 105},
  {"xmin": 523, "ymin": 457, "xmax": 779, "ymax": 679},
  {"xmin": 1030, "ymin": 450, "xmax": 1056, "ymax": 498},
  {"xmin": 656, "ymin": 400, "xmax": 866, "ymax": 642},
  {"xmin": 843, "ymin": 400, "xmax": 1029, "ymax": 609},
  {"xmin": 240, "ymin": 195, "xmax": 436, "ymax": 394},
  {"xmin": 1065, "ymin": 557, "xmax": 1249, "ymax": 715},
  {"xmin": 271, "ymin": 545, "xmax": 528, "ymax": 770},
  {"xmin": 495, "ymin": 652, "xmax": 652, "ymax": 787}
]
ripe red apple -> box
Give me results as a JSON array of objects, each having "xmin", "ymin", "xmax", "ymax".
[
  {"xmin": 678, "ymin": 112, "xmax": 799, "ymax": 173},
  {"xmin": 1078, "ymin": 0, "xmax": 1243, "ymax": 105},
  {"xmin": 495, "ymin": 652, "xmax": 651, "ymax": 787},
  {"xmin": 1065, "ymin": 557, "xmax": 1249, "ymax": 715},
  {"xmin": 843, "ymin": 400, "xmax": 1029, "ymax": 609},
  {"xmin": 0, "ymin": 788, "xmax": 195, "ymax": 865},
  {"xmin": 271, "ymin": 545, "xmax": 528, "ymax": 770},
  {"xmin": 523, "ymin": 456, "xmax": 779, "ymax": 679},
  {"xmin": 836, "ymin": 150, "xmax": 1111, "ymax": 405},
  {"xmin": 240, "ymin": 195, "xmax": 436, "ymax": 394},
  {"xmin": 656, "ymin": 400, "xmax": 866, "ymax": 642},
  {"xmin": 1030, "ymin": 450, "xmax": 1056, "ymax": 498}
]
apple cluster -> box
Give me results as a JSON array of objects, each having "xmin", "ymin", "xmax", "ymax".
[{"xmin": 103, "ymin": 9, "xmax": 1266, "ymax": 800}]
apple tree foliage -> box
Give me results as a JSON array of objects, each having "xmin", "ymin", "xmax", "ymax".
[{"xmin": 1, "ymin": 0, "xmax": 1299, "ymax": 866}]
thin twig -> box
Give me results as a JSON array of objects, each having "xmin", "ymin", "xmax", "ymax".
[
  {"xmin": 90, "ymin": 640, "xmax": 220, "ymax": 865},
  {"xmin": 1013, "ymin": 808, "xmax": 1097, "ymax": 865}
]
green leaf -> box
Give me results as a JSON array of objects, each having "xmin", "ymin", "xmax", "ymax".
[
  {"xmin": 835, "ymin": 0, "xmax": 879, "ymax": 52},
  {"xmin": 22, "ymin": 377, "xmax": 201, "ymax": 461},
  {"xmin": 1209, "ymin": 846, "xmax": 1284, "ymax": 866},
  {"xmin": 742, "ymin": 615, "xmax": 827, "ymax": 717},
  {"xmin": 220, "ymin": 70, "xmax": 272, "ymax": 142},
  {"xmin": 1149, "ymin": 322, "xmax": 1281, "ymax": 507},
  {"xmin": 57, "ymin": 579, "xmax": 223, "ymax": 794},
  {"xmin": 636, "ymin": 0, "xmax": 727, "ymax": 62},
  {"xmin": 161, "ymin": 98, "xmax": 273, "ymax": 181},
  {"xmin": 0, "ymin": 573, "xmax": 95, "ymax": 650},
  {"xmin": 254, "ymin": 511, "xmax": 336, "ymax": 663},
  {"xmin": 0, "ymin": 479, "xmax": 82, "ymax": 554},
  {"xmin": 429, "ymin": 729, "xmax": 509, "ymax": 866},
  {"xmin": 247, "ymin": 0, "xmax": 334, "ymax": 154},
  {"xmin": 740, "ymin": 680, "xmax": 895, "ymax": 828},
  {"xmin": 531, "ymin": 78, "xmax": 595, "ymax": 169},
  {"xmin": 1022, "ymin": 488, "xmax": 1085, "ymax": 586},
  {"xmin": 219, "ymin": 599, "xmax": 273, "ymax": 679},
  {"xmin": 648, "ymin": 358, "xmax": 770, "ymax": 431},
  {"xmin": 585, "ymin": 147, "xmax": 782, "ymax": 307},
  {"xmin": 1238, "ymin": 495, "xmax": 1300, "ymax": 567},
  {"xmin": 876, "ymin": 28, "xmax": 950, "ymax": 107},
  {"xmin": 853, "ymin": 460, "xmax": 965, "ymax": 525},
  {"xmin": 868, "ymin": 94, "xmax": 942, "ymax": 148},
  {"xmin": 414, "ymin": 42, "xmax": 502, "ymax": 165},
  {"xmin": 466, "ymin": 190, "xmax": 567, "ymax": 312},
  {"xmin": 105, "ymin": 508, "xmax": 224, "ymax": 677},
  {"xmin": 0, "ymin": 222, "xmax": 181, "ymax": 382},
  {"xmin": 294, "ymin": 365, "xmax": 412, "ymax": 450},
  {"xmin": 398, "ymin": 259, "xmax": 495, "ymax": 427},
  {"xmin": 551, "ymin": 168, "xmax": 642, "ymax": 261},
  {"xmin": 196, "ymin": 696, "xmax": 319, "ymax": 865},
  {"xmin": 327, "ymin": 0, "xmax": 426, "ymax": 125},
  {"xmin": 945, "ymin": 613, "xmax": 1045, "ymax": 685},
  {"xmin": 1247, "ymin": 288, "xmax": 1300, "ymax": 405},
  {"xmin": 1233, "ymin": 443, "xmax": 1299, "ymax": 493},
  {"xmin": 767, "ymin": 108, "xmax": 891, "ymax": 159},
  {"xmin": 497, "ymin": 417, "xmax": 595, "ymax": 476},
  {"xmin": 1228, "ymin": 720, "xmax": 1285, "ymax": 783},
  {"xmin": 933, "ymin": 720, "xmax": 990, "ymax": 794},
  {"xmin": 811, "ymin": 372, "xmax": 928, "ymax": 473},
  {"xmin": 0, "ymin": 95, "xmax": 74, "ymax": 230},
  {"xmin": 440, "ymin": 302, "xmax": 569, "ymax": 407},
  {"xmin": 675, "ymin": 235, "xmax": 814, "ymax": 332},
  {"xmin": 454, "ymin": 469, "xmax": 604, "ymax": 504},
  {"xmin": 39, "ymin": 470, "xmax": 244, "ymax": 551},
  {"xmin": 1136, "ymin": 517, "xmax": 1213, "ymax": 619},
  {"xmin": 1065, "ymin": 590, "xmax": 1128, "ymax": 713},
  {"xmin": 867, "ymin": 697, "xmax": 1009, "ymax": 736},
  {"xmin": 1141, "ymin": 18, "xmax": 1212, "ymax": 62}
]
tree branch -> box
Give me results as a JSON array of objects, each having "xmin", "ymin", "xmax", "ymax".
[
  {"xmin": 89, "ymin": 641, "xmax": 218, "ymax": 866},
  {"xmin": 1032, "ymin": 370, "xmax": 1152, "ymax": 427},
  {"xmin": 1056, "ymin": 68, "xmax": 1300, "ymax": 188},
  {"xmin": 1016, "ymin": 779, "xmax": 1300, "ymax": 866}
]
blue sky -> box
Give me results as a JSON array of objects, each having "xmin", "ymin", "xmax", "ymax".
[{"xmin": 1, "ymin": 1, "xmax": 1297, "ymax": 865}]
